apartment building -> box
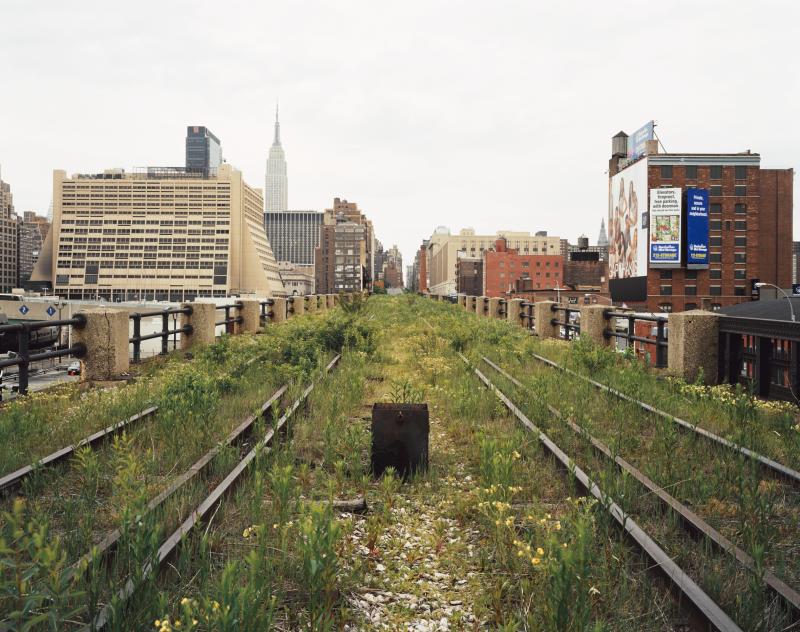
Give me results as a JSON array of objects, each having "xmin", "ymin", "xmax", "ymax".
[{"xmin": 31, "ymin": 164, "xmax": 285, "ymax": 300}]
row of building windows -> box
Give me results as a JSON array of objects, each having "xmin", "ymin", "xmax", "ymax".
[
  {"xmin": 498, "ymin": 260, "xmax": 560, "ymax": 268},
  {"xmin": 659, "ymin": 165, "xmax": 748, "ymax": 180},
  {"xmin": 660, "ymin": 285, "xmax": 748, "ymax": 296}
]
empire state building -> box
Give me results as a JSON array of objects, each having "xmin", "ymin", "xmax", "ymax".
[{"xmin": 265, "ymin": 106, "xmax": 288, "ymax": 213}]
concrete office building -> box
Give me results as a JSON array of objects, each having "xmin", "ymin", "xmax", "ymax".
[
  {"xmin": 265, "ymin": 107, "xmax": 288, "ymax": 213},
  {"xmin": 278, "ymin": 261, "xmax": 315, "ymax": 295},
  {"xmin": 31, "ymin": 164, "xmax": 285, "ymax": 300},
  {"xmin": 264, "ymin": 210, "xmax": 322, "ymax": 266},
  {"xmin": 0, "ymin": 176, "xmax": 18, "ymax": 293},
  {"xmin": 315, "ymin": 198, "xmax": 375, "ymax": 294},
  {"xmin": 18, "ymin": 211, "xmax": 50, "ymax": 285},
  {"xmin": 186, "ymin": 126, "xmax": 222, "ymax": 176},
  {"xmin": 608, "ymin": 128, "xmax": 793, "ymax": 312},
  {"xmin": 424, "ymin": 227, "xmax": 561, "ymax": 296}
]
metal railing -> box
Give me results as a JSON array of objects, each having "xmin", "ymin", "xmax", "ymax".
[
  {"xmin": 520, "ymin": 301, "xmax": 535, "ymax": 331},
  {"xmin": 215, "ymin": 302, "xmax": 244, "ymax": 334},
  {"xmin": 603, "ymin": 311, "xmax": 668, "ymax": 368},
  {"xmin": 718, "ymin": 316, "xmax": 800, "ymax": 402},
  {"xmin": 259, "ymin": 298, "xmax": 275, "ymax": 323},
  {"xmin": 550, "ymin": 304, "xmax": 580, "ymax": 340},
  {"xmin": 498, "ymin": 298, "xmax": 507, "ymax": 318},
  {"xmin": 129, "ymin": 307, "xmax": 193, "ymax": 362},
  {"xmin": 0, "ymin": 316, "xmax": 88, "ymax": 395}
]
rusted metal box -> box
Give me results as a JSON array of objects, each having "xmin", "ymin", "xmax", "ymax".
[{"xmin": 371, "ymin": 403, "xmax": 429, "ymax": 479}]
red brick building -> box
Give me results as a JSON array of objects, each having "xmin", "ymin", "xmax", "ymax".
[
  {"xmin": 483, "ymin": 238, "xmax": 562, "ymax": 297},
  {"xmin": 609, "ymin": 141, "xmax": 793, "ymax": 312}
]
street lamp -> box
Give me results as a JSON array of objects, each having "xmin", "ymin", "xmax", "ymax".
[{"xmin": 755, "ymin": 282, "xmax": 796, "ymax": 322}]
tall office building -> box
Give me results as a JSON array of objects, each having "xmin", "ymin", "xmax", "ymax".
[
  {"xmin": 265, "ymin": 106, "xmax": 288, "ymax": 213},
  {"xmin": 0, "ymin": 175, "xmax": 18, "ymax": 292},
  {"xmin": 18, "ymin": 211, "xmax": 50, "ymax": 285},
  {"xmin": 31, "ymin": 164, "xmax": 286, "ymax": 300},
  {"xmin": 264, "ymin": 210, "xmax": 322, "ymax": 265},
  {"xmin": 186, "ymin": 126, "xmax": 223, "ymax": 176},
  {"xmin": 315, "ymin": 198, "xmax": 375, "ymax": 294}
]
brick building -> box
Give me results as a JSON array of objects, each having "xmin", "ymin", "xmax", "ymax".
[
  {"xmin": 483, "ymin": 237, "xmax": 562, "ymax": 297},
  {"xmin": 608, "ymin": 133, "xmax": 792, "ymax": 312},
  {"xmin": 456, "ymin": 257, "xmax": 482, "ymax": 296}
]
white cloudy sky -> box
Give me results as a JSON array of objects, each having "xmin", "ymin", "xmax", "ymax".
[{"xmin": 1, "ymin": 1, "xmax": 798, "ymax": 267}]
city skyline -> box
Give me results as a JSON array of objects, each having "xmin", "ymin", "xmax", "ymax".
[{"xmin": 1, "ymin": 1, "xmax": 798, "ymax": 268}]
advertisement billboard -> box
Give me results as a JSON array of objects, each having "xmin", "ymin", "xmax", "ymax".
[
  {"xmin": 686, "ymin": 188, "xmax": 709, "ymax": 268},
  {"xmin": 649, "ymin": 187, "xmax": 682, "ymax": 267},
  {"xmin": 627, "ymin": 121, "xmax": 654, "ymax": 160},
  {"xmin": 608, "ymin": 158, "xmax": 649, "ymax": 281}
]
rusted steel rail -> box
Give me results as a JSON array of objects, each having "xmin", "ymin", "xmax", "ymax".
[
  {"xmin": 482, "ymin": 356, "xmax": 800, "ymax": 620},
  {"xmin": 87, "ymin": 354, "xmax": 341, "ymax": 630},
  {"xmin": 458, "ymin": 353, "xmax": 743, "ymax": 632},
  {"xmin": 530, "ymin": 352, "xmax": 800, "ymax": 487},
  {"xmin": 0, "ymin": 406, "xmax": 158, "ymax": 496}
]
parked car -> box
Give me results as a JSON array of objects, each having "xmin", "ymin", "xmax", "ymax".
[{"xmin": 67, "ymin": 361, "xmax": 81, "ymax": 376}]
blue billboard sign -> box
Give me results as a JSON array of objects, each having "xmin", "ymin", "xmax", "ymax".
[
  {"xmin": 686, "ymin": 188, "xmax": 709, "ymax": 268},
  {"xmin": 627, "ymin": 121, "xmax": 654, "ymax": 160}
]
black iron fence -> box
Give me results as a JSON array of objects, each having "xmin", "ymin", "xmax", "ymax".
[
  {"xmin": 129, "ymin": 307, "xmax": 193, "ymax": 362},
  {"xmin": 603, "ymin": 311, "xmax": 668, "ymax": 369},
  {"xmin": 215, "ymin": 302, "xmax": 244, "ymax": 334},
  {"xmin": 521, "ymin": 301, "xmax": 535, "ymax": 331},
  {"xmin": 718, "ymin": 316, "xmax": 800, "ymax": 402},
  {"xmin": 551, "ymin": 304, "xmax": 580, "ymax": 340},
  {"xmin": 0, "ymin": 316, "xmax": 88, "ymax": 395},
  {"xmin": 260, "ymin": 299, "xmax": 275, "ymax": 324}
]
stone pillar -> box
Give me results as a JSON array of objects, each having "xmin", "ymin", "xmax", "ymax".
[
  {"xmin": 306, "ymin": 295, "xmax": 318, "ymax": 314},
  {"xmin": 180, "ymin": 302, "xmax": 216, "ymax": 350},
  {"xmin": 72, "ymin": 308, "xmax": 129, "ymax": 381},
  {"xmin": 291, "ymin": 296, "xmax": 305, "ymax": 317},
  {"xmin": 236, "ymin": 299, "xmax": 262, "ymax": 334},
  {"xmin": 668, "ymin": 310, "xmax": 720, "ymax": 384},
  {"xmin": 578, "ymin": 305, "xmax": 612, "ymax": 347},
  {"xmin": 316, "ymin": 295, "xmax": 326, "ymax": 312},
  {"xmin": 474, "ymin": 296, "xmax": 484, "ymax": 316},
  {"xmin": 271, "ymin": 298, "xmax": 287, "ymax": 324},
  {"xmin": 533, "ymin": 301, "xmax": 559, "ymax": 339},
  {"xmin": 326, "ymin": 294, "xmax": 336, "ymax": 309},
  {"xmin": 508, "ymin": 298, "xmax": 525, "ymax": 327},
  {"xmin": 458, "ymin": 294, "xmax": 467, "ymax": 309},
  {"xmin": 488, "ymin": 297, "xmax": 503, "ymax": 318}
]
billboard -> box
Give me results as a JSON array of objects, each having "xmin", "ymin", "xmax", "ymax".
[
  {"xmin": 686, "ymin": 188, "xmax": 709, "ymax": 268},
  {"xmin": 609, "ymin": 158, "xmax": 649, "ymax": 281},
  {"xmin": 627, "ymin": 121, "xmax": 654, "ymax": 160},
  {"xmin": 649, "ymin": 187, "xmax": 682, "ymax": 267}
]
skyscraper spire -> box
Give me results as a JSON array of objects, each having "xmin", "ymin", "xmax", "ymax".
[
  {"xmin": 273, "ymin": 101, "xmax": 281, "ymax": 145},
  {"xmin": 598, "ymin": 217, "xmax": 608, "ymax": 247}
]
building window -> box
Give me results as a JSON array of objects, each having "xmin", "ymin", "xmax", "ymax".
[
  {"xmin": 660, "ymin": 269, "xmax": 673, "ymax": 279},
  {"xmin": 735, "ymin": 220, "xmax": 746, "ymax": 231},
  {"xmin": 710, "ymin": 220, "xmax": 722, "ymax": 231},
  {"xmin": 734, "ymin": 286, "xmax": 746, "ymax": 296},
  {"xmin": 686, "ymin": 302, "xmax": 698, "ymax": 310},
  {"xmin": 710, "ymin": 203, "xmax": 722, "ymax": 214},
  {"xmin": 710, "ymin": 286, "xmax": 722, "ymax": 296},
  {"xmin": 734, "ymin": 185, "xmax": 747, "ymax": 196},
  {"xmin": 686, "ymin": 165, "xmax": 698, "ymax": 179},
  {"xmin": 710, "ymin": 237, "xmax": 722, "ymax": 247},
  {"xmin": 735, "ymin": 253, "xmax": 746, "ymax": 263},
  {"xmin": 686, "ymin": 270, "xmax": 697, "ymax": 280},
  {"xmin": 685, "ymin": 286, "xmax": 697, "ymax": 295},
  {"xmin": 735, "ymin": 203, "xmax": 747, "ymax": 215},
  {"xmin": 659, "ymin": 303, "xmax": 673, "ymax": 312},
  {"xmin": 660, "ymin": 285, "xmax": 672, "ymax": 295},
  {"xmin": 735, "ymin": 236, "xmax": 747, "ymax": 247},
  {"xmin": 734, "ymin": 269, "xmax": 746, "ymax": 280},
  {"xmin": 735, "ymin": 166, "xmax": 747, "ymax": 179},
  {"xmin": 710, "ymin": 165, "xmax": 722, "ymax": 179},
  {"xmin": 709, "ymin": 269, "xmax": 722, "ymax": 280},
  {"xmin": 710, "ymin": 253, "xmax": 722, "ymax": 263},
  {"xmin": 660, "ymin": 165, "xmax": 673, "ymax": 179},
  {"xmin": 710, "ymin": 185, "xmax": 723, "ymax": 196}
]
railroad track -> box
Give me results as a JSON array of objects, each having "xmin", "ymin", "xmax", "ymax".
[
  {"xmin": 86, "ymin": 354, "xmax": 341, "ymax": 630},
  {"xmin": 529, "ymin": 351, "xmax": 800, "ymax": 487},
  {"xmin": 458, "ymin": 352, "xmax": 744, "ymax": 632},
  {"xmin": 480, "ymin": 355, "xmax": 800, "ymax": 625}
]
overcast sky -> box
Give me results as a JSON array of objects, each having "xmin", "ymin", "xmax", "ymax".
[{"xmin": 2, "ymin": 1, "xmax": 798, "ymax": 267}]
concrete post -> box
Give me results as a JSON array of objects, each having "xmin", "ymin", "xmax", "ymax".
[
  {"xmin": 291, "ymin": 296, "xmax": 305, "ymax": 317},
  {"xmin": 488, "ymin": 297, "xmax": 503, "ymax": 318},
  {"xmin": 180, "ymin": 302, "xmax": 216, "ymax": 350},
  {"xmin": 236, "ymin": 299, "xmax": 262, "ymax": 334},
  {"xmin": 316, "ymin": 295, "xmax": 325, "ymax": 312},
  {"xmin": 271, "ymin": 298, "xmax": 287, "ymax": 324},
  {"xmin": 508, "ymin": 298, "xmax": 525, "ymax": 327},
  {"xmin": 534, "ymin": 301, "xmax": 559, "ymax": 339},
  {"xmin": 578, "ymin": 305, "xmax": 612, "ymax": 347},
  {"xmin": 326, "ymin": 294, "xmax": 336, "ymax": 309},
  {"xmin": 668, "ymin": 310, "xmax": 720, "ymax": 384},
  {"xmin": 306, "ymin": 295, "xmax": 317, "ymax": 314},
  {"xmin": 72, "ymin": 308, "xmax": 129, "ymax": 381},
  {"xmin": 458, "ymin": 294, "xmax": 467, "ymax": 309}
]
